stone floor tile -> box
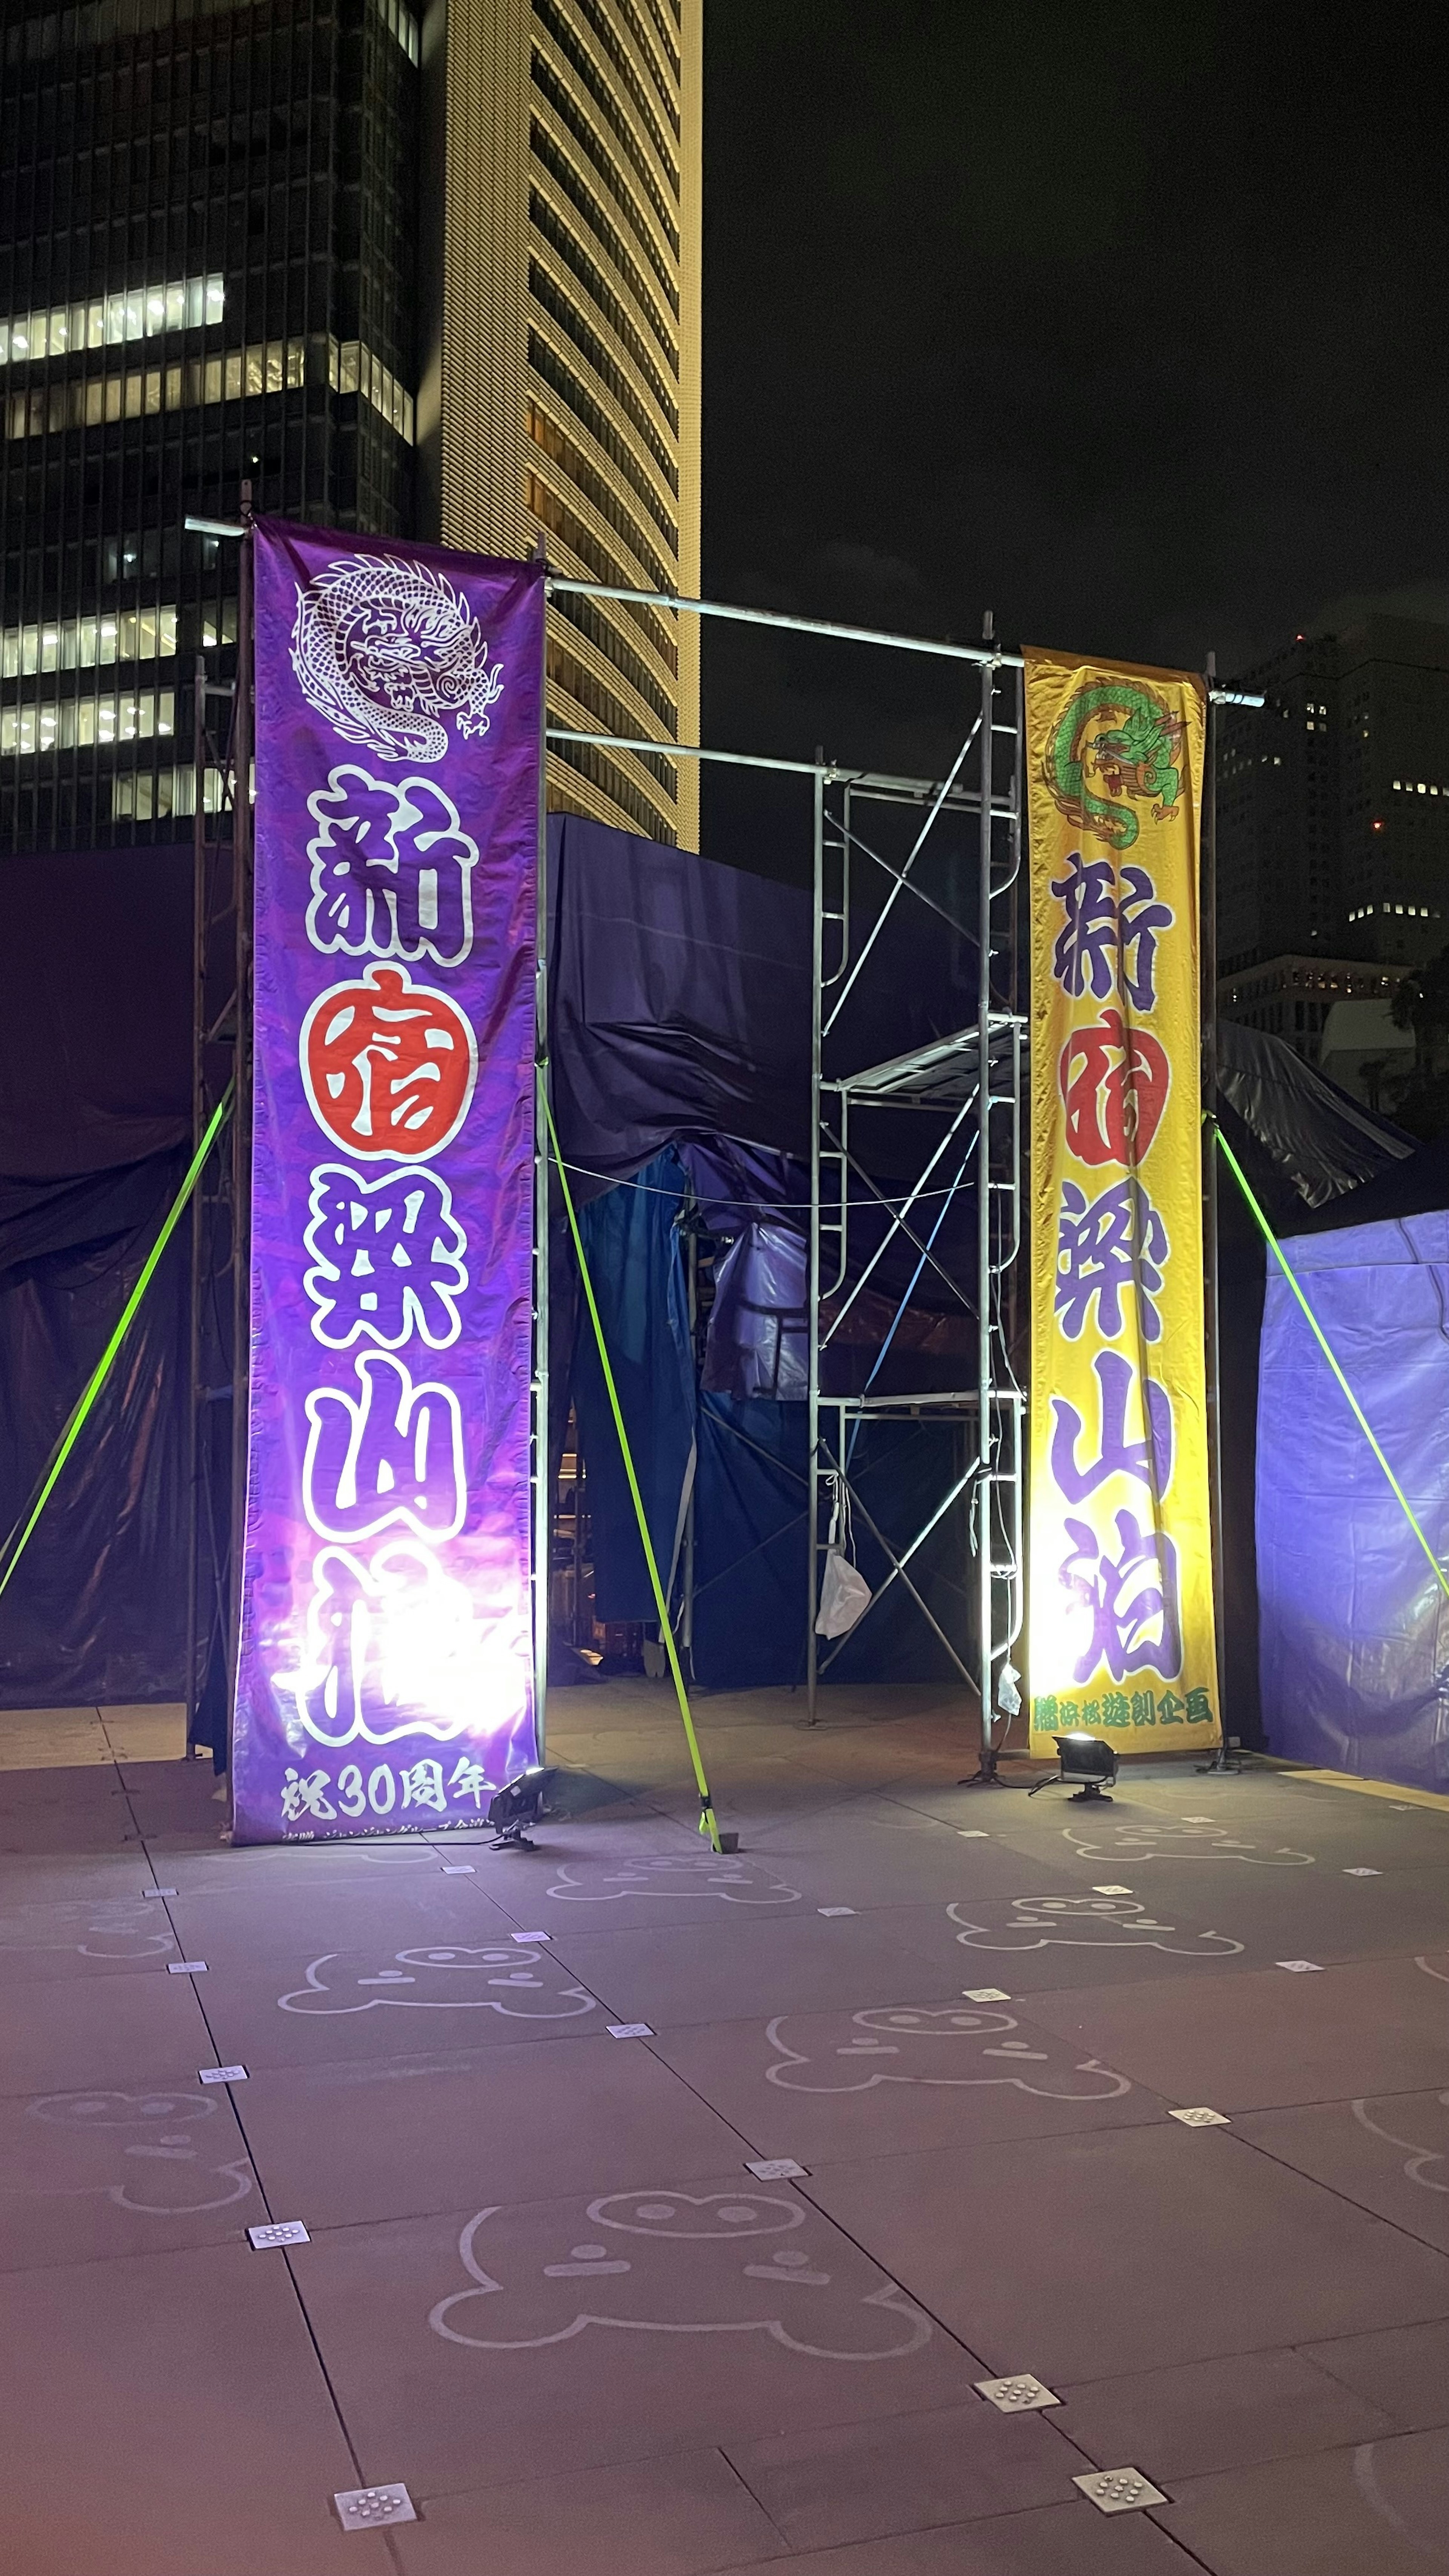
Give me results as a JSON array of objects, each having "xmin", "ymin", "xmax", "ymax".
[
  {"xmin": 240, "ymin": 2031, "xmax": 749, "ymax": 2227},
  {"xmin": 0, "ymin": 1962, "xmax": 212, "ymax": 2099},
  {"xmin": 394, "ymin": 2448, "xmax": 783, "ymax": 2576},
  {"xmin": 0, "ymin": 2241, "xmax": 393, "ymax": 2576},
  {"xmin": 652, "ymin": 2001, "xmax": 1156, "ymax": 2164},
  {"xmin": 1021, "ymin": 1955, "xmax": 1449, "ymax": 2110},
  {"xmin": 1301, "ymin": 2316, "xmax": 1449, "ymax": 2432},
  {"xmin": 806, "ymin": 2124, "xmax": 1449, "ymax": 2384},
  {"xmin": 1238, "ymin": 2088, "xmax": 1449, "ymax": 2253},
  {"xmin": 290, "ymin": 2180, "xmax": 981, "ymax": 2493},
  {"xmin": 724, "ymin": 2396, "xmax": 1084, "ymax": 2551},
  {"xmin": 1053, "ymin": 2345, "xmax": 1395, "ymax": 2481},
  {"xmin": 0, "ymin": 2077, "xmax": 259, "ymax": 2270},
  {"xmin": 1157, "ymin": 2428, "xmax": 1449, "ymax": 2575}
]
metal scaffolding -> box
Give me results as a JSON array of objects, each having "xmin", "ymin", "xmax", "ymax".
[
  {"xmin": 182, "ymin": 495, "xmax": 252, "ymax": 1759},
  {"xmin": 545, "ymin": 578, "xmax": 1029, "ymax": 1759},
  {"xmin": 808, "ymin": 680, "xmax": 1025, "ymax": 1762}
]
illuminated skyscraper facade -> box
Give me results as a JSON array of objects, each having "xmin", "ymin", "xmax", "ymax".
[
  {"xmin": 425, "ymin": 0, "xmax": 701, "ymax": 846},
  {"xmin": 0, "ymin": 0, "xmax": 701, "ymax": 854}
]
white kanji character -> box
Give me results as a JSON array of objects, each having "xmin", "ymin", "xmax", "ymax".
[
  {"xmin": 448, "ymin": 1756, "xmax": 490, "ymax": 1809},
  {"xmin": 281, "ymin": 1766, "xmax": 336, "ymax": 1823},
  {"xmin": 400, "ymin": 1758, "xmax": 447, "ymax": 1813}
]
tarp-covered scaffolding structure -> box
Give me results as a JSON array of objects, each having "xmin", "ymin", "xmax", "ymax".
[
  {"xmin": 545, "ymin": 580, "xmax": 1028, "ymax": 1754},
  {"xmin": 1, "ymin": 554, "xmax": 1420, "ymax": 1771}
]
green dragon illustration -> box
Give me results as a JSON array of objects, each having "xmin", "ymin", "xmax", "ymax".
[{"xmin": 1044, "ymin": 678, "xmax": 1185, "ymax": 851}]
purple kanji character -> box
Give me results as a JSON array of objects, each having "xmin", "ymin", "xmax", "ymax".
[
  {"xmin": 1117, "ymin": 863, "xmax": 1174, "ymax": 1013},
  {"xmin": 306, "ymin": 765, "xmax": 478, "ymax": 968},
  {"xmin": 305, "ymin": 1162, "xmax": 468, "ymax": 1352},
  {"xmin": 1059, "ymin": 1509, "xmax": 1184, "ymax": 1687},
  {"xmin": 1049, "ymin": 850, "xmax": 1174, "ymax": 1012},
  {"xmin": 1051, "ymin": 851, "xmax": 1119, "ymax": 1001},
  {"xmin": 1050, "ymin": 1352, "xmax": 1174, "ymax": 1501},
  {"xmin": 302, "ymin": 1353, "xmax": 466, "ymax": 1544},
  {"xmin": 1055, "ymin": 1178, "xmax": 1168, "ymax": 1343}
]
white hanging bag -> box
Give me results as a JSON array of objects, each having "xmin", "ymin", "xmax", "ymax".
[{"xmin": 815, "ymin": 1475, "xmax": 873, "ymax": 1639}]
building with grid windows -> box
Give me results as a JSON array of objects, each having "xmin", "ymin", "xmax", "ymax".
[
  {"xmin": 0, "ymin": 0, "xmax": 701, "ymax": 854},
  {"xmin": 1218, "ymin": 613, "xmax": 1449, "ymax": 977}
]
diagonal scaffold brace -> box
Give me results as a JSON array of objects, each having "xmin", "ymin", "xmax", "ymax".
[{"xmin": 544, "ymin": 1092, "xmax": 728, "ymax": 1852}]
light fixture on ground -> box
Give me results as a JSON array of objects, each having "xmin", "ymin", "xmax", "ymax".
[
  {"xmin": 485, "ymin": 1765, "xmax": 553, "ymax": 1850},
  {"xmin": 1027, "ymin": 1732, "xmax": 1118, "ymax": 1802}
]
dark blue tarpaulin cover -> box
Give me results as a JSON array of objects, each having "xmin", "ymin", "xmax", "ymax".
[
  {"xmin": 0, "ymin": 849, "xmax": 193, "ymax": 1706},
  {"xmin": 572, "ymin": 1149, "xmax": 696, "ymax": 1622},
  {"xmin": 548, "ymin": 814, "xmax": 811, "ymax": 1185},
  {"xmin": 690, "ymin": 1396, "xmax": 972, "ymax": 1690},
  {"xmin": 1257, "ymin": 1211, "xmax": 1449, "ymax": 1792}
]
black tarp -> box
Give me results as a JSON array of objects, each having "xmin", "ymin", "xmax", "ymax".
[
  {"xmin": 548, "ymin": 814, "xmax": 811, "ymax": 1185},
  {"xmin": 0, "ymin": 1154, "xmax": 191, "ymax": 1705},
  {"xmin": 0, "ymin": 849, "xmax": 194, "ymax": 1706}
]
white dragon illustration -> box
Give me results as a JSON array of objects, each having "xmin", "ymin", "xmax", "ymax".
[{"xmin": 290, "ymin": 554, "xmax": 505, "ymax": 762}]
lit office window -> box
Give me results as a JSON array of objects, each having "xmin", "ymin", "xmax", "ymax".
[
  {"xmin": 111, "ymin": 764, "xmax": 230, "ymax": 821},
  {"xmin": 329, "ymin": 339, "xmax": 415, "ymax": 443},
  {"xmin": 0, "ymin": 275, "xmax": 223, "ymax": 367},
  {"xmin": 374, "ymin": 0, "xmax": 420, "ymax": 63},
  {"xmin": 0, "ymin": 689, "xmax": 174, "ymax": 755},
  {"xmin": 5, "ymin": 338, "xmax": 305, "ymax": 440},
  {"xmin": 1, "ymin": 605, "xmax": 178, "ymax": 677}
]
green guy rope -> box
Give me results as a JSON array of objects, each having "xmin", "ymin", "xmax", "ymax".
[
  {"xmin": 544, "ymin": 1092, "xmax": 724, "ymax": 1850},
  {"xmin": 1215, "ymin": 1121, "xmax": 1449, "ymax": 1606},
  {"xmin": 0, "ymin": 1085, "xmax": 235, "ymax": 1603}
]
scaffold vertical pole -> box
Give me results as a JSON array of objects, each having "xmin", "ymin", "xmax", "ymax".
[
  {"xmin": 532, "ymin": 591, "xmax": 551, "ymax": 1762},
  {"xmin": 976, "ymin": 632, "xmax": 997, "ymax": 1774},
  {"xmin": 807, "ymin": 761, "xmax": 825, "ymax": 1722},
  {"xmin": 185, "ymin": 651, "xmax": 206, "ymax": 1750},
  {"xmin": 225, "ymin": 488, "xmax": 254, "ymax": 1772},
  {"xmin": 1200, "ymin": 655, "xmax": 1235, "ymax": 1770}
]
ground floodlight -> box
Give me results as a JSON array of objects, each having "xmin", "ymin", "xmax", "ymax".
[
  {"xmin": 1027, "ymin": 1733, "xmax": 1118, "ymax": 1801},
  {"xmin": 486, "ymin": 1766, "xmax": 553, "ymax": 1850}
]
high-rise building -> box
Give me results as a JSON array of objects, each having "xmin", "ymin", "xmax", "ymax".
[
  {"xmin": 0, "ymin": 0, "xmax": 701, "ymax": 857},
  {"xmin": 1218, "ymin": 612, "xmax": 1449, "ymax": 976}
]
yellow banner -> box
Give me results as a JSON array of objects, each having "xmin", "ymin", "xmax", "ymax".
[{"xmin": 1024, "ymin": 649, "xmax": 1218, "ymax": 1757}]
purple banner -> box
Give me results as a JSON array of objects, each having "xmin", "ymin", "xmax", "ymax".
[{"xmin": 233, "ymin": 523, "xmax": 543, "ymax": 1844}]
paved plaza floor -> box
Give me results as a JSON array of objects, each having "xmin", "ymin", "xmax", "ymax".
[{"xmin": 3, "ymin": 1682, "xmax": 1449, "ymax": 2574}]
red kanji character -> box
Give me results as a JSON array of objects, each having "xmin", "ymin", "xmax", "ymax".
[
  {"xmin": 1059, "ymin": 1008, "xmax": 1171, "ymax": 1168},
  {"xmin": 300, "ymin": 962, "xmax": 477, "ymax": 1161}
]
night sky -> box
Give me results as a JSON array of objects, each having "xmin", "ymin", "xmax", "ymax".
[{"xmin": 699, "ymin": 1, "xmax": 1449, "ymax": 823}]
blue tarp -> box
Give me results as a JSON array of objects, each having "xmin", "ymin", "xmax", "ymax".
[
  {"xmin": 1257, "ymin": 1210, "xmax": 1449, "ymax": 1792},
  {"xmin": 572, "ymin": 1150, "xmax": 696, "ymax": 1622},
  {"xmin": 689, "ymin": 1396, "xmax": 974, "ymax": 1690}
]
